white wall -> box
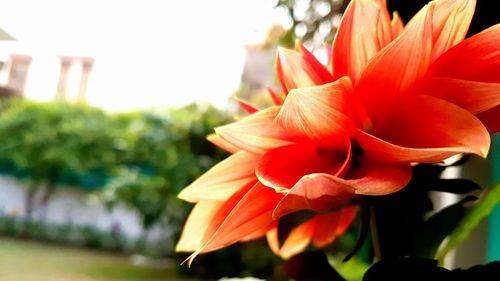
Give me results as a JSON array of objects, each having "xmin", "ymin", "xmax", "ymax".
[{"xmin": 0, "ymin": 175, "xmax": 144, "ymax": 240}]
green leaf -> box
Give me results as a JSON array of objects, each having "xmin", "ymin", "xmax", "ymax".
[
  {"xmin": 435, "ymin": 183, "xmax": 500, "ymax": 263},
  {"xmin": 415, "ymin": 196, "xmax": 477, "ymax": 258},
  {"xmin": 330, "ymin": 255, "xmax": 371, "ymax": 281}
]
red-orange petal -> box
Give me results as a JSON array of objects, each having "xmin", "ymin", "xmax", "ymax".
[
  {"xmin": 272, "ymin": 174, "xmax": 355, "ymax": 219},
  {"xmin": 266, "ymin": 207, "xmax": 358, "ymax": 259},
  {"xmin": 341, "ymin": 160, "xmax": 412, "ymax": 195},
  {"xmin": 268, "ymin": 87, "xmax": 285, "ymax": 105},
  {"xmin": 415, "ymin": 77, "xmax": 500, "ymax": 114},
  {"xmin": 256, "ymin": 143, "xmax": 349, "ymax": 190},
  {"xmin": 296, "ymin": 43, "xmax": 334, "ymax": 82},
  {"xmin": 310, "ymin": 212, "xmax": 341, "ymax": 248},
  {"xmin": 358, "ymin": 95, "xmax": 490, "ymax": 163},
  {"xmin": 234, "ymin": 97, "xmax": 259, "ymax": 114},
  {"xmin": 278, "ymin": 218, "xmax": 316, "ymax": 259},
  {"xmin": 187, "ymin": 182, "xmax": 282, "ymax": 263},
  {"xmin": 276, "ymin": 45, "xmax": 334, "ymax": 94},
  {"xmin": 334, "ymin": 206, "xmax": 359, "ymax": 235},
  {"xmin": 178, "ymin": 151, "xmax": 259, "ymax": 202},
  {"xmin": 275, "ymin": 77, "xmax": 355, "ymax": 147},
  {"xmin": 240, "ymin": 222, "xmax": 276, "ymax": 242},
  {"xmin": 356, "ymin": 3, "xmax": 433, "ymax": 123},
  {"xmin": 332, "ymin": 0, "xmax": 397, "ymax": 82},
  {"xmin": 312, "ymin": 206, "xmax": 358, "ymax": 247},
  {"xmin": 266, "ymin": 226, "xmax": 281, "ymax": 256},
  {"xmin": 176, "ymin": 200, "xmax": 224, "ymax": 252},
  {"xmin": 391, "ymin": 11, "xmax": 404, "ymax": 37},
  {"xmin": 273, "ymin": 161, "xmax": 411, "ymax": 218},
  {"xmin": 200, "ymin": 182, "xmax": 255, "ymax": 245},
  {"xmin": 207, "ymin": 133, "xmax": 240, "ymax": 154},
  {"xmin": 476, "ymin": 106, "xmax": 500, "ymax": 133},
  {"xmin": 429, "ymin": 23, "xmax": 500, "ymax": 83},
  {"xmin": 429, "ymin": 0, "xmax": 476, "ymax": 61},
  {"xmin": 215, "ymin": 106, "xmax": 300, "ymax": 155}
]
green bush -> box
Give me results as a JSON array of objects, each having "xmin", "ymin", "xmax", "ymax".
[
  {"xmin": 0, "ymin": 100, "xmax": 124, "ymax": 188},
  {"xmin": 101, "ymin": 104, "xmax": 229, "ymax": 234},
  {"xmin": 0, "ymin": 100, "xmax": 229, "ymax": 257}
]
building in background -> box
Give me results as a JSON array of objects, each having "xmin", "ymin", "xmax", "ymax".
[
  {"xmin": 0, "ymin": 27, "xmax": 19, "ymax": 98},
  {"xmin": 0, "ymin": 26, "xmax": 157, "ymax": 245},
  {"xmin": 0, "ymin": 45, "xmax": 95, "ymax": 102}
]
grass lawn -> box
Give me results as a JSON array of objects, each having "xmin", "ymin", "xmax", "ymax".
[{"xmin": 0, "ymin": 237, "xmax": 196, "ymax": 281}]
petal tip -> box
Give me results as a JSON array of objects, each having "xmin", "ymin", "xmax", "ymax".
[{"xmin": 177, "ymin": 189, "xmax": 192, "ymax": 202}]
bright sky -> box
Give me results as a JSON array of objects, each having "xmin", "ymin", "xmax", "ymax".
[{"xmin": 0, "ymin": 0, "xmax": 291, "ymax": 111}]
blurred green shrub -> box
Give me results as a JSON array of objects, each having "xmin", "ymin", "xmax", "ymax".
[
  {"xmin": 0, "ymin": 100, "xmax": 229, "ymax": 251},
  {"xmin": 100, "ymin": 104, "xmax": 229, "ymax": 240},
  {"xmin": 0, "ymin": 100, "xmax": 287, "ymax": 276},
  {"xmin": 0, "ymin": 100, "xmax": 125, "ymax": 222}
]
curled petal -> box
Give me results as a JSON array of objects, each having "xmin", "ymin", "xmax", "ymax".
[
  {"xmin": 276, "ymin": 77, "xmax": 355, "ymax": 146},
  {"xmin": 176, "ymin": 200, "xmax": 224, "ymax": 252},
  {"xmin": 256, "ymin": 143, "xmax": 349, "ymax": 190},
  {"xmin": 273, "ymin": 161, "xmax": 411, "ymax": 218},
  {"xmin": 358, "ymin": 95, "xmax": 490, "ymax": 163},
  {"xmin": 186, "ymin": 182, "xmax": 282, "ymax": 264},
  {"xmin": 276, "ymin": 44, "xmax": 334, "ymax": 94},
  {"xmin": 273, "ymin": 174, "xmax": 355, "ymax": 219},
  {"xmin": 429, "ymin": 0, "xmax": 475, "ymax": 60},
  {"xmin": 332, "ymin": 0, "xmax": 398, "ymax": 82},
  {"xmin": 215, "ymin": 106, "xmax": 300, "ymax": 154},
  {"xmin": 416, "ymin": 77, "xmax": 500, "ymax": 114},
  {"xmin": 429, "ymin": 24, "xmax": 500, "ymax": 83},
  {"xmin": 178, "ymin": 151, "xmax": 259, "ymax": 202},
  {"xmin": 340, "ymin": 160, "xmax": 412, "ymax": 195}
]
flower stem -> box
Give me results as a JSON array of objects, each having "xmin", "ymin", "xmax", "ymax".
[{"xmin": 370, "ymin": 205, "xmax": 383, "ymax": 262}]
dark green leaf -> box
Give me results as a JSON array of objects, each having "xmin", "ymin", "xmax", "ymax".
[
  {"xmin": 436, "ymin": 183, "xmax": 500, "ymax": 262},
  {"xmin": 414, "ymin": 196, "xmax": 477, "ymax": 258}
]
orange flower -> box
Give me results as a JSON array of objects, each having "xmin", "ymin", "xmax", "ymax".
[{"xmin": 176, "ymin": 0, "xmax": 500, "ymax": 263}]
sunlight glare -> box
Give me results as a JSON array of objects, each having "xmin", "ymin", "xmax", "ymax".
[{"xmin": 0, "ymin": 0, "xmax": 289, "ymax": 111}]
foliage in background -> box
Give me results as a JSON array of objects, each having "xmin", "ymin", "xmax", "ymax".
[
  {"xmin": 276, "ymin": 0, "xmax": 348, "ymax": 46},
  {"xmin": 0, "ymin": 100, "xmax": 124, "ymax": 188},
  {"xmin": 100, "ymin": 105, "xmax": 229, "ymax": 245},
  {"xmin": 0, "ymin": 99, "xmax": 287, "ymax": 278},
  {"xmin": 0, "ymin": 99, "xmax": 229, "ymax": 255},
  {"xmin": 0, "ymin": 99, "xmax": 125, "ymax": 221}
]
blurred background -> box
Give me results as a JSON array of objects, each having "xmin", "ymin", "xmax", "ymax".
[{"xmin": 0, "ymin": 0, "xmax": 497, "ymax": 280}]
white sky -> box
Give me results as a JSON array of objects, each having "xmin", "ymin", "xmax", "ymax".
[{"xmin": 0, "ymin": 0, "xmax": 290, "ymax": 111}]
